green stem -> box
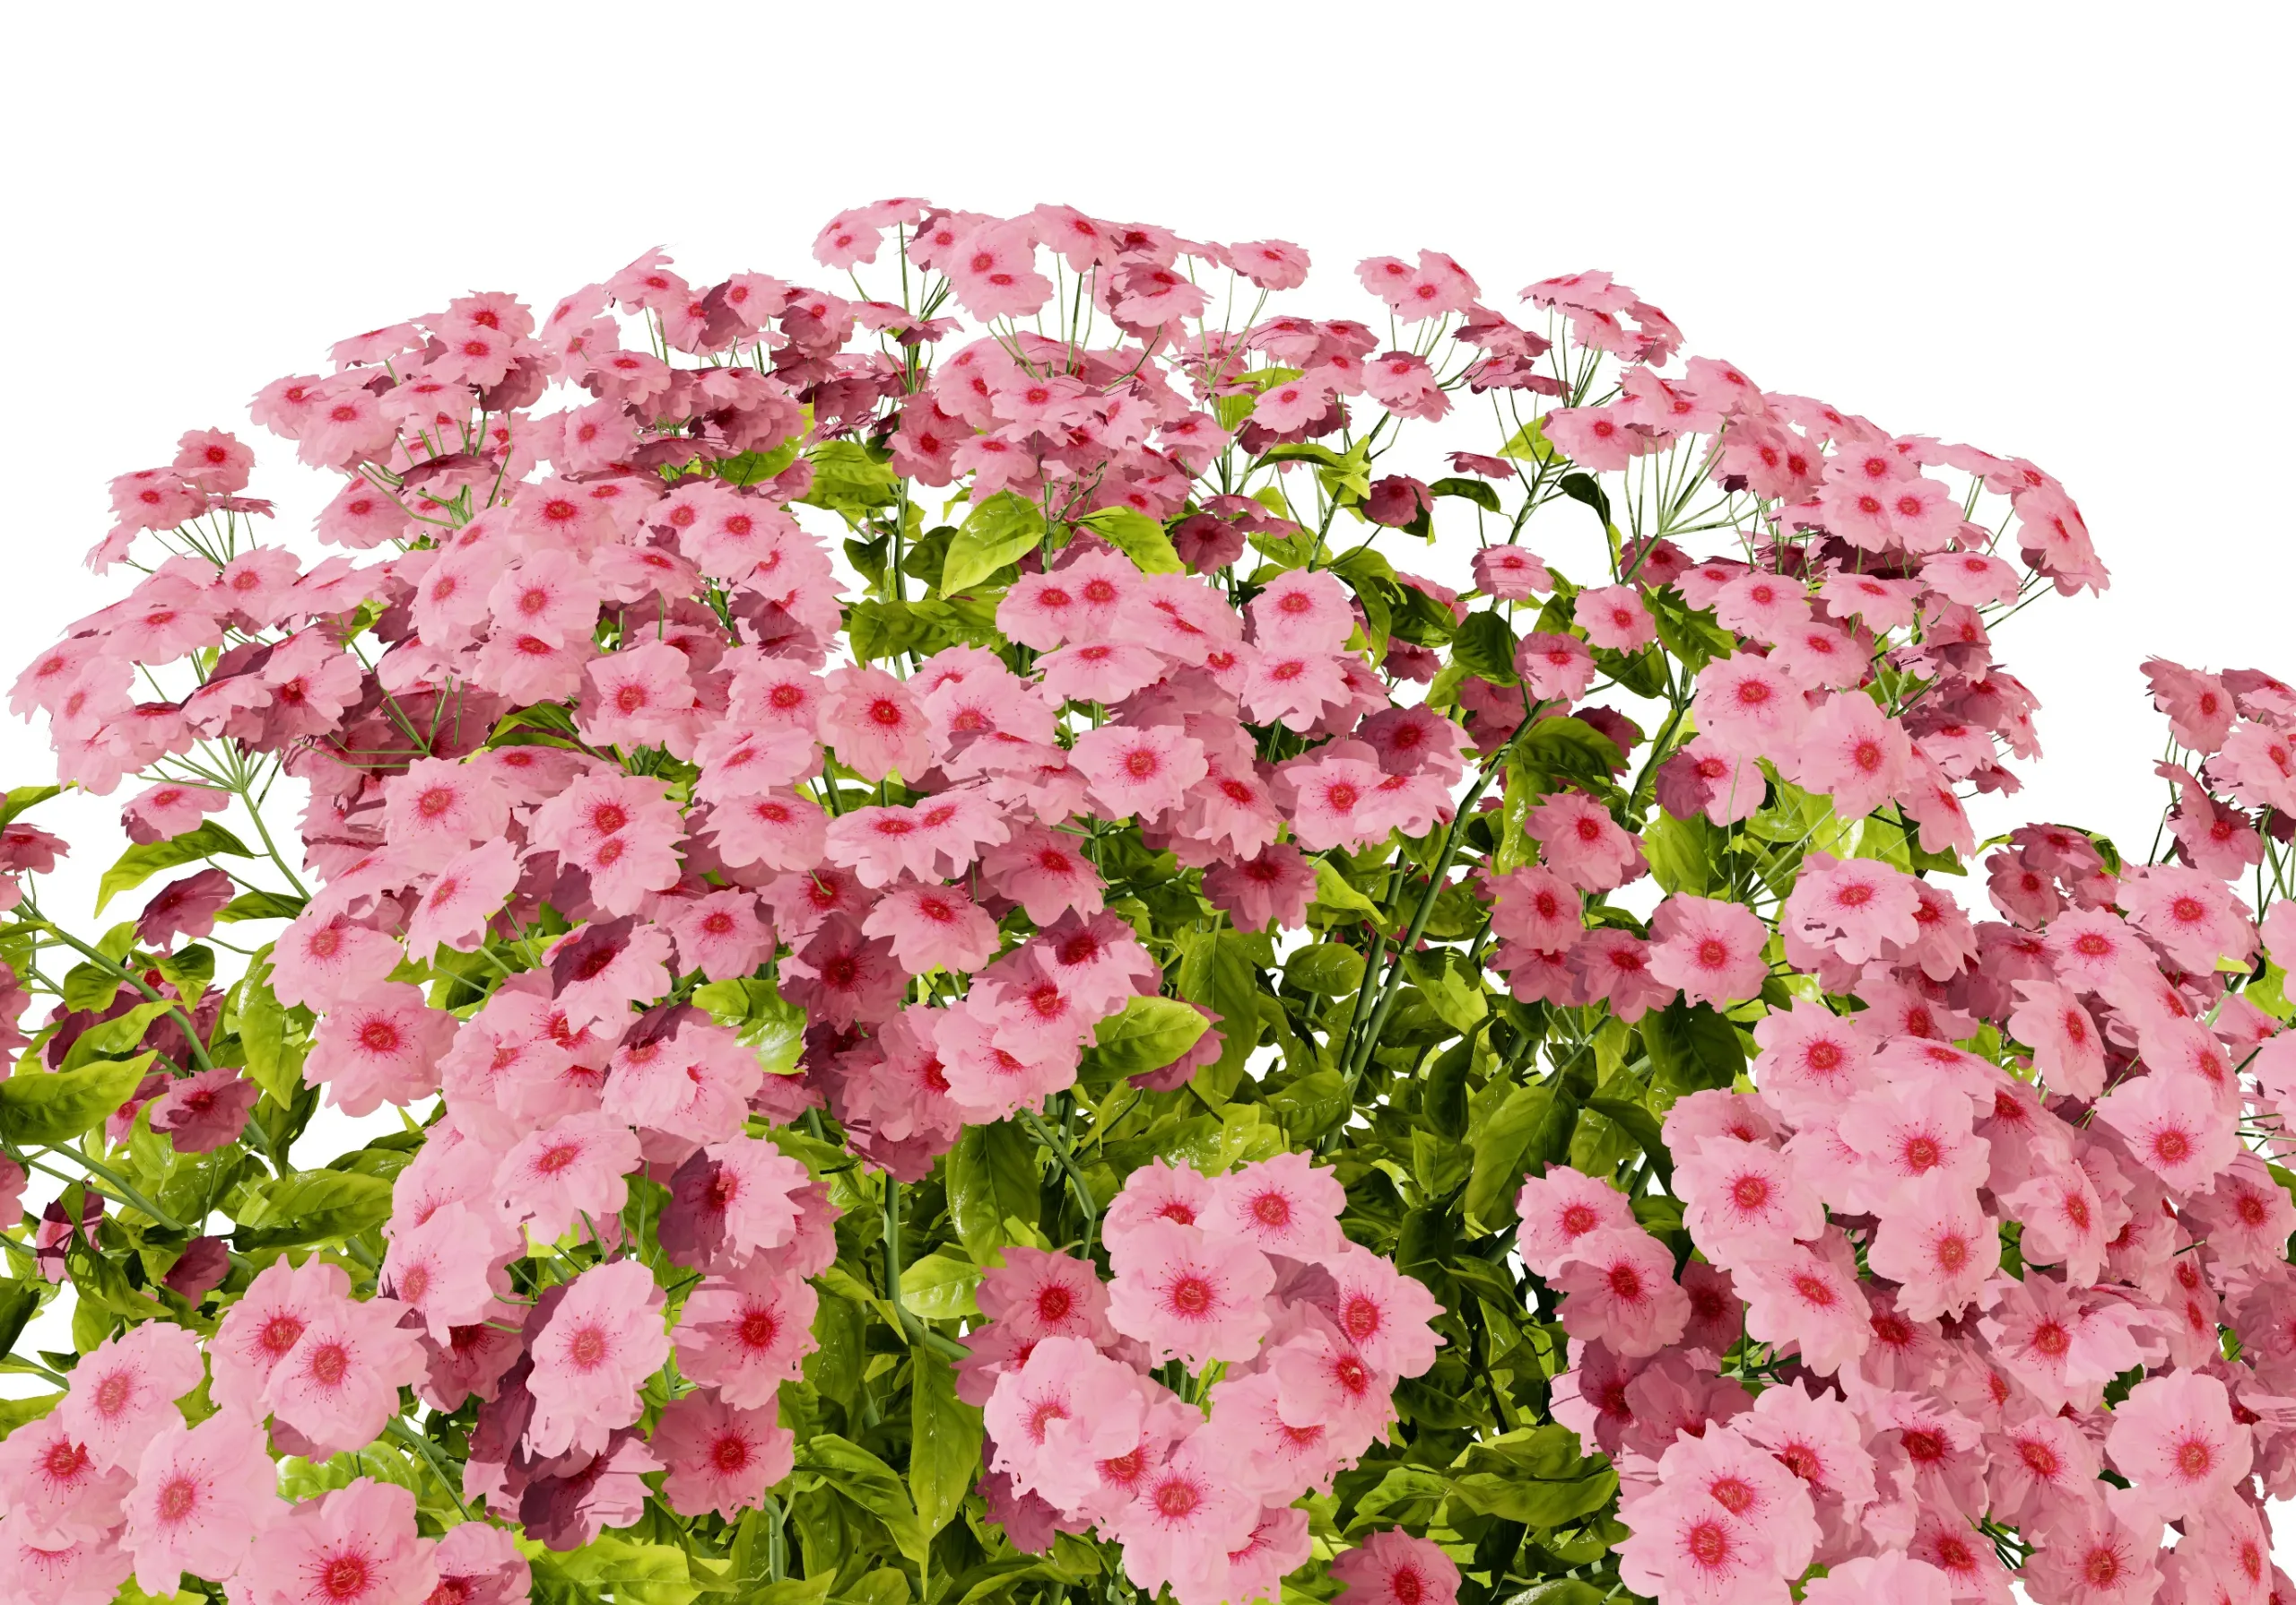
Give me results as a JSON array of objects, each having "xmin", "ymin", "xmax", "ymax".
[
  {"xmin": 382, "ymin": 1418, "xmax": 473, "ymax": 1520},
  {"xmin": 1019, "ymin": 1105, "xmax": 1100, "ymax": 1250}
]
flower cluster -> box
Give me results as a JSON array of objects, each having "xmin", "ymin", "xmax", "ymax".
[
  {"xmin": 5, "ymin": 193, "xmax": 2290, "ymax": 1605},
  {"xmin": 970, "ymin": 1156, "xmax": 1439, "ymax": 1604}
]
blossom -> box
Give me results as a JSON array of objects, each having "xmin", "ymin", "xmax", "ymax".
[
  {"xmin": 821, "ymin": 665, "xmax": 931, "ymax": 781},
  {"xmin": 1863, "ymin": 1177, "xmax": 2003, "ymax": 1322},
  {"xmin": 241, "ymin": 1479, "xmax": 437, "ymax": 1605},
  {"xmin": 2105, "ymin": 1367, "xmax": 2253, "ymax": 1520},
  {"xmin": 1801, "ymin": 1555, "xmax": 1953, "ymax": 1605},
  {"xmin": 1647, "ymin": 894, "xmax": 1770, "ymax": 1007},
  {"xmin": 652, "ymin": 1390, "xmax": 794, "ymax": 1521},
  {"xmin": 1694, "ymin": 654, "xmax": 1807, "ymax": 758},
  {"xmin": 382, "ymin": 1199, "xmax": 518, "ymax": 1340},
  {"xmin": 2095, "ymin": 1070, "xmax": 2239, "ymax": 1192},
  {"xmin": 674, "ymin": 1260, "xmax": 822, "ymax": 1408},
  {"xmin": 2116, "ymin": 862, "xmax": 2253, "ymax": 973},
  {"xmin": 264, "ymin": 1291, "xmax": 427, "ymax": 1457},
  {"xmin": 304, "ymin": 981, "xmax": 456, "ymax": 1116},
  {"xmin": 985, "ymin": 1336, "xmax": 1149, "ymax": 1510},
  {"xmin": 1111, "ymin": 1435, "xmax": 1260, "ymax": 1605},
  {"xmin": 1526, "ymin": 791, "xmax": 1643, "ymax": 892},
  {"xmin": 528, "ymin": 1259, "xmax": 673, "ymax": 1460},
  {"xmin": 57, "ymin": 1322, "xmax": 204, "ymax": 1472},
  {"xmin": 1073, "ymin": 722, "xmax": 1208, "ymax": 819},
  {"xmin": 1106, "ymin": 1217, "xmax": 1276, "ymax": 1365},
  {"xmin": 209, "ymin": 1254, "xmax": 352, "ymax": 1416},
  {"xmin": 1550, "ymin": 1227, "xmax": 1690, "ymax": 1357},
  {"xmin": 123, "ymin": 1412, "xmax": 283, "ymax": 1593},
  {"xmin": 1330, "ymin": 1530, "xmax": 1460, "ymax": 1605},
  {"xmin": 496, "ymin": 1111, "xmax": 641, "ymax": 1241},
  {"xmin": 0, "ymin": 1412, "xmax": 132, "ymax": 1546},
  {"xmin": 1615, "ymin": 1481, "xmax": 1783, "ymax": 1605},
  {"xmin": 1205, "ymin": 1151, "xmax": 1345, "ymax": 1260}
]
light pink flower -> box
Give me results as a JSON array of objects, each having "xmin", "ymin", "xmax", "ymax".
[
  {"xmin": 1106, "ymin": 1217, "xmax": 1275, "ymax": 1366},
  {"xmin": 1801, "ymin": 1554, "xmax": 1953, "ymax": 1605},
  {"xmin": 268, "ymin": 908, "xmax": 400, "ymax": 1011},
  {"xmin": 2106, "ymin": 1367, "xmax": 2254, "ymax": 1520},
  {"xmin": 0, "ymin": 1522, "xmax": 133, "ymax": 1605},
  {"xmin": 821, "ymin": 665, "xmax": 932, "ymax": 782},
  {"xmin": 1647, "ymin": 894, "xmax": 1770, "ymax": 1007},
  {"xmin": 1515, "ymin": 1166, "xmax": 1637, "ymax": 1278},
  {"xmin": 2095, "ymin": 1070, "xmax": 2239, "ymax": 1193},
  {"xmin": 382, "ymin": 1199, "xmax": 518, "ymax": 1341},
  {"xmin": 652, "ymin": 1389, "xmax": 794, "ymax": 1521},
  {"xmin": 1694, "ymin": 653, "xmax": 1807, "ymax": 758},
  {"xmin": 1073, "ymin": 722, "xmax": 1208, "ymax": 820},
  {"xmin": 1863, "ymin": 1178, "xmax": 2002, "ymax": 1323},
  {"xmin": 123, "ymin": 1413, "xmax": 283, "ymax": 1594},
  {"xmin": 495, "ymin": 1111, "xmax": 642, "ymax": 1242},
  {"xmin": 264, "ymin": 1292, "xmax": 427, "ymax": 1458},
  {"xmin": 240, "ymin": 1478, "xmax": 437, "ymax": 1605},
  {"xmin": 304, "ymin": 981, "xmax": 456, "ymax": 1116},
  {"xmin": 0, "ymin": 1411, "xmax": 132, "ymax": 1546},
  {"xmin": 1111, "ymin": 1434, "xmax": 1259, "ymax": 1605},
  {"xmin": 528, "ymin": 1259, "xmax": 673, "ymax": 1460},
  {"xmin": 1330, "ymin": 1530, "xmax": 1461, "ymax": 1605},
  {"xmin": 1526, "ymin": 791, "xmax": 1644, "ymax": 893},
  {"xmin": 674, "ymin": 1260, "xmax": 822, "ymax": 1408},
  {"xmin": 56, "ymin": 1322, "xmax": 204, "ymax": 1472},
  {"xmin": 1206, "ymin": 1152, "xmax": 1345, "ymax": 1260},
  {"xmin": 985, "ymin": 1336, "xmax": 1149, "ymax": 1510},
  {"xmin": 1551, "ymin": 1227, "xmax": 1690, "ymax": 1359}
]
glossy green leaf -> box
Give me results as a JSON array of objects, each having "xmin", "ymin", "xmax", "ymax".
[
  {"xmin": 1090, "ymin": 995, "xmax": 1209, "ymax": 1077},
  {"xmin": 1074, "ymin": 506, "xmax": 1184, "ymax": 574},
  {"xmin": 1451, "ymin": 611, "xmax": 1519, "ymax": 685},
  {"xmin": 0, "ymin": 1052, "xmax": 154, "ymax": 1146},
  {"xmin": 939, "ymin": 492, "xmax": 1046, "ymax": 597},
  {"xmin": 909, "ymin": 1345, "xmax": 985, "ymax": 1545},
  {"xmin": 231, "ymin": 1169, "xmax": 392, "ymax": 1249},
  {"xmin": 95, "ymin": 822, "xmax": 252, "ymax": 915},
  {"xmin": 947, "ymin": 1121, "xmax": 1042, "ymax": 1262}
]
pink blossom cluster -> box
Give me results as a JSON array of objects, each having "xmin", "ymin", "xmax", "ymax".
[
  {"xmin": 964, "ymin": 1156, "xmax": 1442, "ymax": 1605},
  {"xmin": 1516, "ymin": 671, "xmax": 2296, "ymax": 1602}
]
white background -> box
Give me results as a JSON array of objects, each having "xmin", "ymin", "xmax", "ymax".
[{"xmin": 0, "ymin": 0, "xmax": 2290, "ymax": 1541}]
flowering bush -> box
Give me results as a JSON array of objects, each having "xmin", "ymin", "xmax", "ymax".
[{"xmin": 0, "ymin": 194, "xmax": 2285, "ymax": 1605}]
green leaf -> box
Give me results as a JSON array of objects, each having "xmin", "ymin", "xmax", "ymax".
[
  {"xmin": 238, "ymin": 959, "xmax": 307, "ymax": 1105},
  {"xmin": 1265, "ymin": 1069, "xmax": 1351, "ymax": 1142},
  {"xmin": 1520, "ymin": 717, "xmax": 1622, "ymax": 786},
  {"xmin": 1465, "ymin": 1080, "xmax": 1560, "ymax": 1226},
  {"xmin": 909, "ymin": 1345, "xmax": 984, "ymax": 1545},
  {"xmin": 58, "ymin": 962, "xmax": 123, "ymax": 1014},
  {"xmin": 1074, "ymin": 507, "xmax": 1184, "ymax": 575},
  {"xmin": 0, "ymin": 785, "xmax": 61, "ymax": 829},
  {"xmin": 1285, "ymin": 942, "xmax": 1366, "ymax": 999},
  {"xmin": 899, "ymin": 1250, "xmax": 981, "ymax": 1320},
  {"xmin": 218, "ymin": 890, "xmax": 308, "ymax": 923},
  {"xmin": 947, "ymin": 1121, "xmax": 1042, "ymax": 1262},
  {"xmin": 1428, "ymin": 475, "xmax": 1503, "ymax": 512},
  {"xmin": 691, "ymin": 978, "xmax": 805, "ymax": 1075},
  {"xmin": 0, "ymin": 1052, "xmax": 154, "ymax": 1147},
  {"xmin": 1176, "ymin": 931, "xmax": 1263, "ymax": 1100},
  {"xmin": 1403, "ymin": 949, "xmax": 1488, "ymax": 1035},
  {"xmin": 0, "ymin": 1389, "xmax": 60, "ymax": 1439},
  {"xmin": 800, "ymin": 1435, "xmax": 926, "ymax": 1562},
  {"xmin": 1451, "ymin": 611, "xmax": 1519, "ymax": 685},
  {"xmin": 58, "ymin": 999, "xmax": 177, "ymax": 1072},
  {"xmin": 1643, "ymin": 811, "xmax": 1725, "ymax": 897},
  {"xmin": 95, "ymin": 822, "xmax": 253, "ymax": 915},
  {"xmin": 231, "ymin": 1169, "xmax": 392, "ymax": 1249},
  {"xmin": 939, "ymin": 493, "xmax": 1047, "ymax": 597},
  {"xmin": 1587, "ymin": 1095, "xmax": 1674, "ymax": 1190},
  {"xmin": 1310, "ymin": 859, "xmax": 1388, "ymax": 930},
  {"xmin": 1642, "ymin": 999, "xmax": 1747, "ymax": 1102},
  {"xmin": 1090, "ymin": 995, "xmax": 1209, "ymax": 1077},
  {"xmin": 0, "ymin": 1277, "xmax": 45, "ymax": 1357},
  {"xmin": 797, "ymin": 441, "xmax": 900, "ymax": 520},
  {"xmin": 1450, "ymin": 1425, "xmax": 1619, "ymax": 1529},
  {"xmin": 1498, "ymin": 419, "xmax": 1557, "ymax": 462}
]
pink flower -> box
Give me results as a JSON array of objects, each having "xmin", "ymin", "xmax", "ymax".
[
  {"xmin": 1073, "ymin": 723, "xmax": 1208, "ymax": 820},
  {"xmin": 1792, "ymin": 693, "xmax": 1911, "ymax": 821},
  {"xmin": 209, "ymin": 1254, "xmax": 351, "ymax": 1417},
  {"xmin": 2095, "ymin": 1070, "xmax": 2239, "ymax": 1193},
  {"xmin": 240, "ymin": 1478, "xmax": 437, "ymax": 1605},
  {"xmin": 1647, "ymin": 894, "xmax": 1770, "ymax": 1007},
  {"xmin": 1526, "ymin": 791, "xmax": 1644, "ymax": 893},
  {"xmin": 705, "ymin": 789, "xmax": 826, "ymax": 872},
  {"xmin": 1784, "ymin": 851, "xmax": 1922, "ymax": 964},
  {"xmin": 426, "ymin": 1522, "xmax": 530, "ymax": 1605},
  {"xmin": 305, "ymin": 981, "xmax": 456, "ymax": 1116},
  {"xmin": 1330, "ymin": 1530, "xmax": 1461, "ymax": 1605},
  {"xmin": 380, "ymin": 756, "xmax": 509, "ymax": 871},
  {"xmin": 2043, "ymin": 906, "xmax": 2146, "ymax": 989},
  {"xmin": 1733, "ymin": 1236, "xmax": 1870, "ymax": 1376},
  {"xmin": 821, "ymin": 665, "xmax": 932, "ymax": 782},
  {"xmin": 121, "ymin": 781, "xmax": 229, "ymax": 843},
  {"xmin": 1676, "ymin": 1140, "xmax": 1823, "ymax": 1263},
  {"xmin": 1567, "ymin": 929, "xmax": 1673, "ymax": 1020},
  {"xmin": 652, "ymin": 1389, "xmax": 794, "ymax": 1520},
  {"xmin": 1551, "ymin": 1227, "xmax": 1690, "ymax": 1358},
  {"xmin": 1205, "ymin": 1366, "xmax": 1344, "ymax": 1498},
  {"xmin": 604, "ymin": 1016, "xmax": 761, "ymax": 1145},
  {"xmin": 56, "ymin": 1322, "xmax": 204, "ymax": 1472},
  {"xmin": 948, "ymin": 222, "xmax": 1054, "ymax": 320},
  {"xmin": 1575, "ymin": 584, "xmax": 1656, "ymax": 651},
  {"xmin": 123, "ymin": 1412, "xmax": 283, "ymax": 1594},
  {"xmin": 528, "ymin": 1259, "xmax": 673, "ymax": 1460},
  {"xmin": 674, "ymin": 1260, "xmax": 821, "ymax": 1409},
  {"xmin": 1106, "ymin": 1217, "xmax": 1275, "ymax": 1366},
  {"xmin": 1515, "ymin": 1166, "xmax": 1637, "ymax": 1277},
  {"xmin": 1801, "ymin": 1554, "xmax": 1953, "ymax": 1605},
  {"xmin": 1319, "ymin": 1242, "xmax": 1445, "ymax": 1377},
  {"xmin": 1250, "ymin": 569, "xmax": 1354, "ymax": 654},
  {"xmin": 1206, "ymin": 1152, "xmax": 1345, "ymax": 1260},
  {"xmin": 382, "ymin": 1199, "xmax": 518, "ymax": 1341},
  {"xmin": 264, "ymin": 1292, "xmax": 427, "ymax": 1458},
  {"xmin": 530, "ymin": 773, "xmax": 685, "ymax": 916},
  {"xmin": 1863, "ymin": 1178, "xmax": 2001, "ymax": 1322},
  {"xmin": 2116, "ymin": 862, "xmax": 2253, "ymax": 973},
  {"xmin": 2106, "ymin": 1368, "xmax": 2254, "ymax": 1521},
  {"xmin": 1472, "ymin": 545, "xmax": 1552, "ymax": 601},
  {"xmin": 0, "ymin": 1411, "xmax": 133, "ymax": 1546},
  {"xmin": 269, "ymin": 908, "xmax": 400, "ymax": 1011},
  {"xmin": 495, "ymin": 1111, "xmax": 642, "ymax": 1241},
  {"xmin": 1694, "ymin": 653, "xmax": 1807, "ymax": 758},
  {"xmin": 1614, "ymin": 1482, "xmax": 1781, "ymax": 1605},
  {"xmin": 2006, "ymin": 979, "xmax": 2107, "ymax": 1098},
  {"xmin": 1110, "ymin": 1435, "xmax": 1259, "ymax": 1605},
  {"xmin": 1831, "ymin": 1080, "xmax": 1988, "ymax": 1212},
  {"xmin": 1513, "ymin": 632, "xmax": 1596, "ymax": 702},
  {"xmin": 985, "ymin": 1336, "xmax": 1149, "ymax": 1510},
  {"xmin": 977, "ymin": 1247, "xmax": 1112, "ymax": 1345},
  {"xmin": 403, "ymin": 837, "xmax": 521, "ymax": 959},
  {"xmin": 0, "ymin": 1524, "xmax": 132, "ymax": 1605}
]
